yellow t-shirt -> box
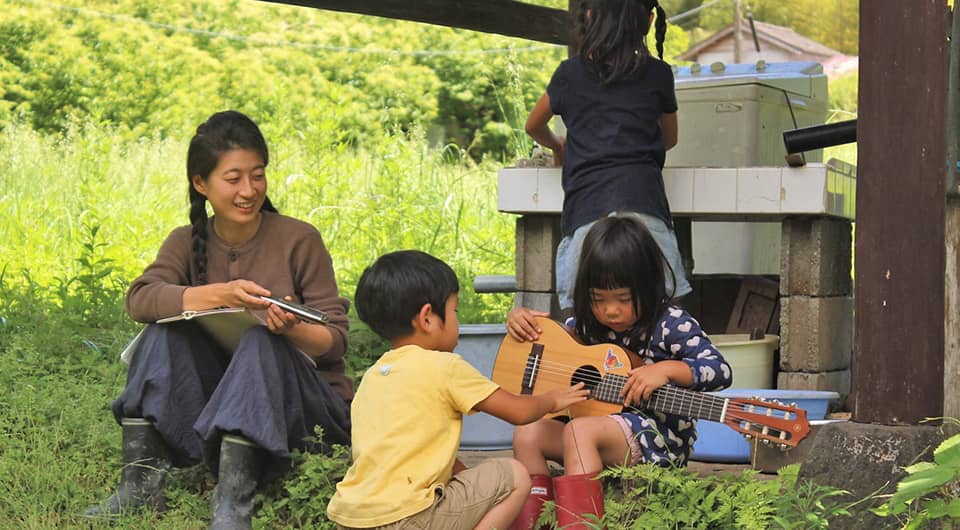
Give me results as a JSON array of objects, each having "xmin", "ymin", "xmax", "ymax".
[{"xmin": 326, "ymin": 345, "xmax": 500, "ymax": 527}]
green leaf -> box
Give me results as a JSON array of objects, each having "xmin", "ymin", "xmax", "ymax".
[
  {"xmin": 933, "ymin": 432, "xmax": 960, "ymax": 467},
  {"xmin": 889, "ymin": 467, "xmax": 957, "ymax": 506}
]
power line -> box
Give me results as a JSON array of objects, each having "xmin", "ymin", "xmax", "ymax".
[{"xmin": 667, "ymin": 0, "xmax": 726, "ymax": 24}]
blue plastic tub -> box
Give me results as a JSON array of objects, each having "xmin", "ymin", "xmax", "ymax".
[
  {"xmin": 690, "ymin": 389, "xmax": 839, "ymax": 463},
  {"xmin": 455, "ymin": 324, "xmax": 515, "ymax": 450}
]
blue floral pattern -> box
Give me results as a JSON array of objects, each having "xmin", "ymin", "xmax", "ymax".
[{"xmin": 570, "ymin": 306, "xmax": 733, "ymax": 466}]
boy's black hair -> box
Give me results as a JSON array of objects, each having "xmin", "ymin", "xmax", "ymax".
[
  {"xmin": 572, "ymin": 213, "xmax": 675, "ymax": 347},
  {"xmin": 355, "ymin": 250, "xmax": 460, "ymax": 341},
  {"xmin": 575, "ymin": 0, "xmax": 669, "ymax": 85},
  {"xmin": 185, "ymin": 110, "xmax": 278, "ymax": 284}
]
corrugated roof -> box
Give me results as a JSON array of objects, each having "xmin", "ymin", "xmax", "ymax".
[{"xmin": 677, "ymin": 19, "xmax": 841, "ymax": 61}]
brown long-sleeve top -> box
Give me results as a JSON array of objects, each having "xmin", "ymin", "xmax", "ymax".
[{"xmin": 126, "ymin": 211, "xmax": 353, "ymax": 401}]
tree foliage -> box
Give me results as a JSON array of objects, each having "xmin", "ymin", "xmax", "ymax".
[
  {"xmin": 675, "ymin": 0, "xmax": 858, "ymax": 55},
  {"xmin": 0, "ymin": 0, "xmax": 699, "ymax": 158}
]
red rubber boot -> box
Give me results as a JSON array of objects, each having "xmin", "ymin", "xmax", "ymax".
[
  {"xmin": 509, "ymin": 474, "xmax": 554, "ymax": 530},
  {"xmin": 553, "ymin": 473, "xmax": 605, "ymax": 529}
]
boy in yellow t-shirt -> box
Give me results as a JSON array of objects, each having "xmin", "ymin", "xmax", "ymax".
[{"xmin": 327, "ymin": 250, "xmax": 588, "ymax": 529}]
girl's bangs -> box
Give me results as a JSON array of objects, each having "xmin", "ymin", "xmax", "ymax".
[{"xmin": 584, "ymin": 245, "xmax": 636, "ymax": 291}]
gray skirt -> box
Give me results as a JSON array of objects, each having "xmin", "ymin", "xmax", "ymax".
[{"xmin": 112, "ymin": 321, "xmax": 351, "ymax": 483}]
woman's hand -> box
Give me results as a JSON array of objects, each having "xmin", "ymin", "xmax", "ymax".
[
  {"xmin": 620, "ymin": 364, "xmax": 671, "ymax": 406},
  {"xmin": 265, "ymin": 296, "xmax": 299, "ymax": 335},
  {"xmin": 183, "ymin": 280, "xmax": 271, "ymax": 312},
  {"xmin": 218, "ymin": 280, "xmax": 272, "ymax": 310},
  {"xmin": 506, "ymin": 306, "xmax": 550, "ymax": 341}
]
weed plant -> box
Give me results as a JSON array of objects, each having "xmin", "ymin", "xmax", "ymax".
[
  {"xmin": 0, "ymin": 121, "xmax": 514, "ymax": 527},
  {"xmin": 0, "ymin": 123, "xmax": 876, "ymax": 528}
]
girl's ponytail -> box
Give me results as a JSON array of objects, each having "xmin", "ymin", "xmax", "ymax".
[
  {"xmin": 652, "ymin": 2, "xmax": 667, "ymax": 60},
  {"xmin": 574, "ymin": 0, "xmax": 589, "ymax": 55}
]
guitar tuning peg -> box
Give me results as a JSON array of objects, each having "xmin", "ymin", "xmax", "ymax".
[
  {"xmin": 778, "ymin": 444, "xmax": 789, "ymax": 451},
  {"xmin": 761, "ymin": 439, "xmax": 770, "ymax": 445},
  {"xmin": 744, "ymin": 434, "xmax": 753, "ymax": 440}
]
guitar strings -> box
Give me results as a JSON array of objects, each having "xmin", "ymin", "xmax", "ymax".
[{"xmin": 514, "ymin": 355, "xmax": 800, "ymax": 428}]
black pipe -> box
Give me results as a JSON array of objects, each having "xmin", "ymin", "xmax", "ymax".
[
  {"xmin": 747, "ymin": 12, "xmax": 760, "ymax": 52},
  {"xmin": 783, "ymin": 119, "xmax": 857, "ymax": 154}
]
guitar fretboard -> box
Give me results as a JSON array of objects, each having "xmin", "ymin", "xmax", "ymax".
[{"xmin": 593, "ymin": 374, "xmax": 728, "ymax": 422}]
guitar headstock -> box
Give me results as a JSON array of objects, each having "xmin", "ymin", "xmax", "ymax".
[{"xmin": 722, "ymin": 397, "xmax": 811, "ymax": 450}]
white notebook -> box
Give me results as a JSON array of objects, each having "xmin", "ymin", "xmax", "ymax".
[{"xmin": 120, "ymin": 308, "xmax": 263, "ymax": 365}]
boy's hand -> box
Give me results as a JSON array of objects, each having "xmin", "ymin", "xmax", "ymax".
[
  {"xmin": 621, "ymin": 364, "xmax": 671, "ymax": 406},
  {"xmin": 506, "ymin": 307, "xmax": 550, "ymax": 341},
  {"xmin": 545, "ymin": 382, "xmax": 589, "ymax": 413}
]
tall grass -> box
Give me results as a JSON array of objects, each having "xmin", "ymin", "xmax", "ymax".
[
  {"xmin": 0, "ymin": 121, "xmax": 515, "ymax": 528},
  {"xmin": 0, "ymin": 117, "xmax": 866, "ymax": 528},
  {"xmin": 0, "ymin": 121, "xmax": 515, "ymax": 322}
]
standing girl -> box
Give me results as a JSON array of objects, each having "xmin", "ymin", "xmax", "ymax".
[
  {"xmin": 506, "ymin": 214, "xmax": 732, "ymax": 529},
  {"xmin": 85, "ymin": 111, "xmax": 352, "ymax": 530},
  {"xmin": 525, "ymin": 0, "xmax": 691, "ymax": 312}
]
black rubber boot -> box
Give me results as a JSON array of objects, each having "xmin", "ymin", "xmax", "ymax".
[
  {"xmin": 84, "ymin": 418, "xmax": 171, "ymax": 518},
  {"xmin": 209, "ymin": 435, "xmax": 264, "ymax": 530}
]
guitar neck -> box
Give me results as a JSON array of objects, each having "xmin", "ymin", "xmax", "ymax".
[{"xmin": 593, "ymin": 374, "xmax": 728, "ymax": 422}]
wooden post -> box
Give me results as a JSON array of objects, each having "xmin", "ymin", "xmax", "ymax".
[
  {"xmin": 944, "ymin": 5, "xmax": 960, "ymax": 424},
  {"xmin": 853, "ymin": 0, "xmax": 947, "ymax": 424},
  {"xmin": 947, "ymin": 199, "xmax": 960, "ymax": 421}
]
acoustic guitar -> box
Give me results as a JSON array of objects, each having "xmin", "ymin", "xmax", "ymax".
[{"xmin": 491, "ymin": 317, "xmax": 810, "ymax": 449}]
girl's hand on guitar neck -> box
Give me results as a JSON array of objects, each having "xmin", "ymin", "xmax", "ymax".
[
  {"xmin": 621, "ymin": 361, "xmax": 692, "ymax": 406},
  {"xmin": 506, "ymin": 307, "xmax": 551, "ymax": 341}
]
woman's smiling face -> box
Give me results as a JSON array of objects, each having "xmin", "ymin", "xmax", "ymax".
[{"xmin": 191, "ymin": 148, "xmax": 267, "ymax": 241}]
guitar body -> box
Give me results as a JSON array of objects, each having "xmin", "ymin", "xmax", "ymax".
[
  {"xmin": 492, "ymin": 317, "xmax": 643, "ymax": 418},
  {"xmin": 492, "ymin": 317, "xmax": 811, "ymax": 449}
]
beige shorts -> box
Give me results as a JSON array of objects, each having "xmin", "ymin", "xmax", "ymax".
[{"xmin": 337, "ymin": 458, "xmax": 516, "ymax": 530}]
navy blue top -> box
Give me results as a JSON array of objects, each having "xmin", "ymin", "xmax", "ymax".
[
  {"xmin": 567, "ymin": 306, "xmax": 733, "ymax": 466},
  {"xmin": 548, "ymin": 56, "xmax": 678, "ymax": 236}
]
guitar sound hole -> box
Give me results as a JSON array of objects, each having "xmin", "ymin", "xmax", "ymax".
[{"xmin": 571, "ymin": 366, "xmax": 602, "ymax": 393}]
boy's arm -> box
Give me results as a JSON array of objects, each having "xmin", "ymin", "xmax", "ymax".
[{"xmin": 473, "ymin": 384, "xmax": 588, "ymax": 426}]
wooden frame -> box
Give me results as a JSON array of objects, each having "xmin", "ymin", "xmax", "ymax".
[{"xmin": 258, "ymin": 0, "xmax": 573, "ymax": 44}]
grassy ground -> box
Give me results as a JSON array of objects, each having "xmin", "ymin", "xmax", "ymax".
[
  {"xmin": 0, "ymin": 123, "xmax": 515, "ymax": 528},
  {"xmin": 0, "ymin": 125, "xmax": 864, "ymax": 528}
]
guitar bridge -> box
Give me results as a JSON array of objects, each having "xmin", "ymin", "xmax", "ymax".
[{"xmin": 521, "ymin": 343, "xmax": 544, "ymax": 395}]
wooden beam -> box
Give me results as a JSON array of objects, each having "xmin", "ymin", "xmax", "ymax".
[
  {"xmin": 852, "ymin": 0, "xmax": 947, "ymax": 424},
  {"xmin": 259, "ymin": 0, "xmax": 573, "ymax": 45}
]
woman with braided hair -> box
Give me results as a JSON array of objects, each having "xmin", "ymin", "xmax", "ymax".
[
  {"xmin": 525, "ymin": 0, "xmax": 690, "ymax": 318},
  {"xmin": 85, "ymin": 110, "xmax": 351, "ymax": 529}
]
